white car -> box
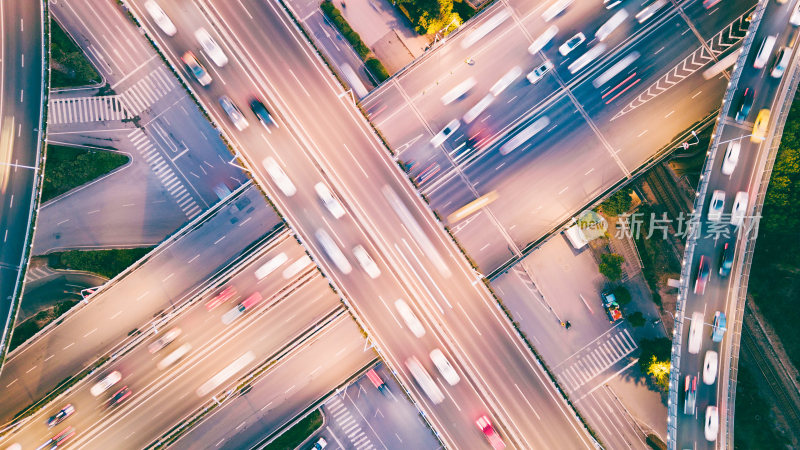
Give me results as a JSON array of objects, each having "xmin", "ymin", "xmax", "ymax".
[
  {"xmin": 181, "ymin": 51, "xmax": 212, "ymax": 86},
  {"xmin": 148, "ymin": 327, "xmax": 181, "ymax": 354},
  {"xmin": 219, "ymin": 96, "xmax": 249, "ymax": 131},
  {"xmin": 527, "ymin": 60, "xmax": 554, "ymax": 84},
  {"xmin": 195, "ymin": 28, "xmax": 228, "ymax": 67},
  {"xmin": 314, "ymin": 182, "xmax": 346, "ymax": 218},
  {"xmin": 703, "ymin": 350, "xmax": 718, "ymax": 385},
  {"xmin": 731, "ymin": 191, "xmax": 748, "ymax": 227},
  {"xmin": 312, "ymin": 437, "xmax": 328, "ymax": 450},
  {"xmin": 708, "ymin": 190, "xmax": 725, "ymax": 222},
  {"xmin": 262, "ymin": 157, "xmax": 297, "ymax": 197},
  {"xmin": 720, "ymin": 140, "xmax": 740, "ymax": 175},
  {"xmin": 394, "ymin": 299, "xmax": 425, "ymax": 338},
  {"xmin": 144, "ymin": 1, "xmax": 177, "ymax": 36},
  {"xmin": 352, "ymin": 245, "xmax": 380, "ymax": 279},
  {"xmin": 595, "ymin": 9, "xmax": 628, "ymax": 42},
  {"xmin": 430, "ymin": 119, "xmax": 460, "ymax": 147},
  {"xmin": 430, "ymin": 348, "xmax": 460, "ymax": 385},
  {"xmin": 558, "ymin": 32, "xmax": 585, "ymax": 56},
  {"xmin": 90, "ymin": 371, "xmax": 122, "ymax": 397},
  {"xmin": 705, "ymin": 406, "xmax": 719, "ymax": 441},
  {"xmin": 791, "ymin": 1, "xmax": 800, "ymax": 26}
]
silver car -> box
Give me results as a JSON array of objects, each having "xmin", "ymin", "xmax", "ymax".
[{"xmin": 219, "ymin": 96, "xmax": 249, "ymax": 131}]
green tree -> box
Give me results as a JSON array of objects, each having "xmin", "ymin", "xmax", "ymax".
[
  {"xmin": 599, "ymin": 253, "xmax": 624, "ymax": 282},
  {"xmin": 612, "ymin": 285, "xmax": 632, "ymax": 306},
  {"xmin": 600, "ymin": 188, "xmax": 633, "ymax": 216},
  {"xmin": 628, "ymin": 311, "xmax": 646, "ymax": 327},
  {"xmin": 638, "ymin": 338, "xmax": 672, "ymax": 391}
]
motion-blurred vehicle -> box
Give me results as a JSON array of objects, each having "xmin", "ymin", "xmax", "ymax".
[
  {"xmin": 206, "ymin": 286, "xmax": 237, "ymax": 310},
  {"xmin": 255, "ymin": 253, "xmax": 288, "ymax": 280},
  {"xmin": 144, "ymin": 0, "xmax": 177, "ymax": 36},
  {"xmin": 430, "ymin": 348, "xmax": 460, "ymax": 386},
  {"xmin": 262, "ymin": 157, "xmax": 297, "ymax": 197},
  {"xmin": 490, "ymin": 66, "xmax": 522, "ymax": 96},
  {"xmin": 314, "ymin": 182, "xmax": 346, "ymax": 219},
  {"xmin": 219, "ymin": 96, "xmax": 249, "ymax": 131},
  {"xmin": 705, "ymin": 406, "xmax": 719, "ymax": 441},
  {"xmin": 315, "ymin": 229, "xmax": 352, "ymax": 274},
  {"xmin": 703, "ymin": 351, "xmax": 718, "ymax": 385},
  {"xmin": 731, "ymin": 191, "xmax": 748, "ymax": 226},
  {"xmin": 596, "ymin": 9, "xmax": 628, "ymax": 41},
  {"xmin": 792, "ymin": 1, "xmax": 800, "ymax": 26},
  {"xmin": 601, "ymin": 291, "xmax": 623, "ymax": 322},
  {"xmin": 635, "ymin": 0, "xmax": 667, "ymax": 23},
  {"xmin": 770, "ymin": 47, "xmax": 790, "ymax": 78},
  {"xmin": 526, "ymin": 60, "xmax": 554, "ymax": 84},
  {"xmin": 405, "ymin": 357, "xmax": 444, "ymax": 404},
  {"xmin": 719, "ymin": 243, "xmax": 734, "ymax": 277},
  {"xmin": 733, "ymin": 87, "xmax": 753, "ymax": 123},
  {"xmin": 441, "ymin": 77, "xmax": 476, "ymax": 105},
  {"xmin": 694, "ymin": 256, "xmax": 710, "ymax": 296},
  {"xmin": 46, "ymin": 404, "xmax": 75, "ymax": 428},
  {"xmin": 431, "ymin": 119, "xmax": 460, "ymax": 147},
  {"xmin": 250, "ymin": 98, "xmax": 275, "ymax": 127},
  {"xmin": 703, "ymin": 0, "xmax": 722, "ymax": 8},
  {"xmin": 352, "ymin": 245, "xmax": 380, "ymax": 279},
  {"xmin": 90, "ymin": 371, "xmax": 121, "ymax": 397},
  {"xmin": 683, "ymin": 375, "xmax": 697, "ymax": 415},
  {"xmin": 721, "ymin": 140, "xmax": 740, "ymax": 175},
  {"xmin": 157, "ymin": 343, "xmax": 192, "ymax": 370},
  {"xmin": 195, "ymin": 28, "xmax": 228, "ymax": 66},
  {"xmin": 712, "ymin": 311, "xmax": 727, "ymax": 342},
  {"xmin": 181, "ymin": 51, "xmax": 212, "ymax": 86},
  {"xmin": 476, "ymin": 415, "xmax": 506, "ymax": 449},
  {"xmin": 688, "ymin": 311, "xmax": 704, "ymax": 354},
  {"xmin": 148, "ymin": 327, "xmax": 181, "ymax": 353},
  {"xmin": 395, "ymin": 299, "xmax": 426, "ymax": 337},
  {"xmin": 528, "ymin": 25, "xmax": 558, "ymax": 54},
  {"xmin": 753, "ymin": 35, "xmax": 777, "ymax": 69},
  {"xmin": 47, "ymin": 426, "xmax": 75, "ymax": 448},
  {"xmin": 707, "ymin": 190, "xmax": 725, "ymax": 222},
  {"xmin": 751, "ymin": 109, "xmax": 770, "ymax": 143},
  {"xmin": 221, "ymin": 292, "xmax": 264, "ymax": 325},
  {"xmin": 559, "ymin": 32, "xmax": 585, "ymax": 56},
  {"xmin": 108, "ymin": 386, "xmax": 132, "ymax": 407}
]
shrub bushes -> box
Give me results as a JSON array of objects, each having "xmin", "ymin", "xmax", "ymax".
[
  {"xmin": 365, "ymin": 58, "xmax": 390, "ymax": 83},
  {"xmin": 321, "ymin": 1, "xmax": 370, "ymax": 59},
  {"xmin": 49, "ymin": 247, "xmax": 154, "ymax": 279}
]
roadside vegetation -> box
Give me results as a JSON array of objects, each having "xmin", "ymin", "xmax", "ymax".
[
  {"xmin": 395, "ymin": 0, "xmax": 463, "ymax": 35},
  {"xmin": 631, "ymin": 203, "xmax": 681, "ymax": 308},
  {"xmin": 48, "ymin": 247, "xmax": 153, "ymax": 279},
  {"xmin": 320, "ymin": 1, "xmax": 390, "ymax": 83},
  {"xmin": 10, "ymin": 300, "xmax": 78, "ymax": 351},
  {"xmin": 747, "ymin": 91, "xmax": 800, "ymax": 369},
  {"xmin": 638, "ymin": 338, "xmax": 671, "ymax": 392},
  {"xmin": 265, "ymin": 409, "xmax": 323, "ymax": 450},
  {"xmin": 42, "ymin": 145, "xmax": 129, "ymax": 202},
  {"xmin": 598, "ymin": 253, "xmax": 624, "ymax": 282},
  {"xmin": 733, "ymin": 363, "xmax": 791, "ymax": 448},
  {"xmin": 599, "ymin": 187, "xmax": 633, "ymax": 216},
  {"xmin": 50, "ymin": 16, "xmax": 102, "ymax": 88}
]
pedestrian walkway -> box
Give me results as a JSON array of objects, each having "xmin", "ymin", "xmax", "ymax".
[
  {"xmin": 48, "ymin": 95, "xmax": 129, "ymax": 124},
  {"xmin": 117, "ymin": 66, "xmax": 177, "ymax": 115},
  {"xmin": 24, "ymin": 265, "xmax": 57, "ymax": 283},
  {"xmin": 128, "ymin": 129, "xmax": 201, "ymax": 219},
  {"xmin": 324, "ymin": 396, "xmax": 376, "ymax": 450},
  {"xmin": 556, "ymin": 326, "xmax": 638, "ymax": 392}
]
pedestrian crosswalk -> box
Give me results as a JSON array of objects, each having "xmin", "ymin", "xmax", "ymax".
[
  {"xmin": 118, "ymin": 66, "xmax": 177, "ymax": 115},
  {"xmin": 128, "ymin": 129, "xmax": 201, "ymax": 219},
  {"xmin": 556, "ymin": 327, "xmax": 637, "ymax": 392},
  {"xmin": 325, "ymin": 396, "xmax": 375, "ymax": 450},
  {"xmin": 48, "ymin": 96, "xmax": 129, "ymax": 124},
  {"xmin": 25, "ymin": 265, "xmax": 57, "ymax": 283},
  {"xmin": 48, "ymin": 66, "xmax": 178, "ymax": 125}
]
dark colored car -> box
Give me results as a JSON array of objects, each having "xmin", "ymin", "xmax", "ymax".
[
  {"xmin": 734, "ymin": 87, "xmax": 754, "ymax": 123},
  {"xmin": 46, "ymin": 404, "xmax": 75, "ymax": 428},
  {"xmin": 719, "ymin": 242, "xmax": 734, "ymax": 277},
  {"xmin": 48, "ymin": 426, "xmax": 75, "ymax": 448},
  {"xmin": 250, "ymin": 98, "xmax": 274, "ymax": 126},
  {"xmin": 601, "ymin": 291, "xmax": 623, "ymax": 322},
  {"xmin": 694, "ymin": 255, "xmax": 710, "ymax": 295},
  {"xmin": 108, "ymin": 386, "xmax": 132, "ymax": 407},
  {"xmin": 683, "ymin": 375, "xmax": 697, "ymax": 415}
]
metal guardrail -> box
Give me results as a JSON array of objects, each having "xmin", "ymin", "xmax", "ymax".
[{"xmin": 666, "ymin": 1, "xmax": 768, "ymax": 448}]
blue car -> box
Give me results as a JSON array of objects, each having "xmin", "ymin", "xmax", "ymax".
[{"xmin": 712, "ymin": 312, "xmax": 726, "ymax": 343}]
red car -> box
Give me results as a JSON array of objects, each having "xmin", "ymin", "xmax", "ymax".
[
  {"xmin": 694, "ymin": 256, "xmax": 710, "ymax": 295},
  {"xmin": 206, "ymin": 286, "xmax": 237, "ymax": 310},
  {"xmin": 108, "ymin": 386, "xmax": 132, "ymax": 407},
  {"xmin": 476, "ymin": 415, "xmax": 505, "ymax": 450}
]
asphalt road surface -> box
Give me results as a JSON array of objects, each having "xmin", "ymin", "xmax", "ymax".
[
  {"xmin": 126, "ymin": 0, "xmax": 595, "ymax": 447},
  {"xmin": 0, "ymin": 186, "xmax": 279, "ymax": 423},
  {"xmin": 674, "ymin": 1, "xmax": 800, "ymax": 447},
  {"xmin": 0, "ymin": 0, "xmax": 44, "ymax": 370}
]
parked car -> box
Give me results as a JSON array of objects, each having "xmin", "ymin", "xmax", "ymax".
[{"xmin": 601, "ymin": 291, "xmax": 623, "ymax": 322}]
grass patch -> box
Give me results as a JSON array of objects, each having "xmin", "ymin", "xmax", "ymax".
[
  {"xmin": 42, "ymin": 145, "xmax": 129, "ymax": 202},
  {"xmin": 9, "ymin": 300, "xmax": 78, "ymax": 351},
  {"xmin": 733, "ymin": 363, "xmax": 790, "ymax": 448},
  {"xmin": 48, "ymin": 247, "xmax": 154, "ymax": 279},
  {"xmin": 748, "ymin": 89, "xmax": 800, "ymax": 369},
  {"xmin": 265, "ymin": 409, "xmax": 323, "ymax": 450},
  {"xmin": 50, "ymin": 17, "xmax": 102, "ymax": 88}
]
